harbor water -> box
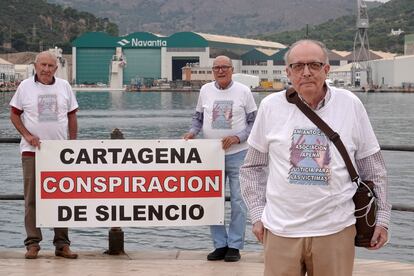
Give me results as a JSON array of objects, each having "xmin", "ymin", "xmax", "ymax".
[{"xmin": 0, "ymin": 90, "xmax": 413, "ymax": 263}]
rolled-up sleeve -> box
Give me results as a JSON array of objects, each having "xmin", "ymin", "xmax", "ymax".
[
  {"xmin": 189, "ymin": 111, "xmax": 203, "ymax": 136},
  {"xmin": 356, "ymin": 151, "xmax": 392, "ymax": 229},
  {"xmin": 236, "ymin": 111, "xmax": 257, "ymax": 143}
]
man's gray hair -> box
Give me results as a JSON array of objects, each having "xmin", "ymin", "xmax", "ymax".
[
  {"xmin": 214, "ymin": 55, "xmax": 233, "ymax": 66},
  {"xmin": 284, "ymin": 39, "xmax": 330, "ymax": 65},
  {"xmin": 34, "ymin": 51, "xmax": 58, "ymax": 64}
]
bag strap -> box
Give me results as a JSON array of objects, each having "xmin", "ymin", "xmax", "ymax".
[{"xmin": 286, "ymin": 87, "xmax": 360, "ymax": 183}]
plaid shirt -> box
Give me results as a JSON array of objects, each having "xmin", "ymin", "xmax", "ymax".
[{"xmin": 240, "ymin": 147, "xmax": 391, "ymax": 229}]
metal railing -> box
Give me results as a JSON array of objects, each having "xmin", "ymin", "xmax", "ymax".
[
  {"xmin": 1, "ymin": 137, "xmax": 413, "ymax": 212},
  {"xmin": 0, "ymin": 138, "xmax": 20, "ymax": 143},
  {"xmin": 1, "ymin": 132, "xmax": 413, "ymax": 255},
  {"xmin": 0, "ymin": 194, "xmax": 413, "ymax": 212},
  {"xmin": 2, "ymin": 138, "xmax": 414, "ymax": 152}
]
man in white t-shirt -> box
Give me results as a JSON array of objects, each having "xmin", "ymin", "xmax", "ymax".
[
  {"xmin": 183, "ymin": 56, "xmax": 257, "ymax": 262},
  {"xmin": 10, "ymin": 51, "xmax": 79, "ymax": 259},
  {"xmin": 240, "ymin": 40, "xmax": 391, "ymax": 275}
]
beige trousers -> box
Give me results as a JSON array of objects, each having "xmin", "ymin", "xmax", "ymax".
[{"xmin": 263, "ymin": 225, "xmax": 356, "ymax": 276}]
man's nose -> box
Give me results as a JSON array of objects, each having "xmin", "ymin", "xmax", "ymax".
[{"xmin": 302, "ymin": 64, "xmax": 312, "ymax": 75}]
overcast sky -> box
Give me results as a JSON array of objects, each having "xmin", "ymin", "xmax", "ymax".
[{"xmin": 366, "ymin": 0, "xmax": 389, "ymax": 2}]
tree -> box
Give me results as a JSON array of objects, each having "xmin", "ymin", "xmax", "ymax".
[{"xmin": 12, "ymin": 33, "xmax": 28, "ymax": 52}]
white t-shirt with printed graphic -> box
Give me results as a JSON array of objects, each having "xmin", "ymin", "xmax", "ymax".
[
  {"xmin": 10, "ymin": 76, "xmax": 79, "ymax": 153},
  {"xmin": 248, "ymin": 86, "xmax": 380, "ymax": 237},
  {"xmin": 196, "ymin": 81, "xmax": 257, "ymax": 155}
]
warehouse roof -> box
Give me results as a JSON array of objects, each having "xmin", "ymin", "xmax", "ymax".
[
  {"xmin": 72, "ymin": 31, "xmax": 286, "ymax": 52},
  {"xmin": 255, "ymin": 48, "xmax": 279, "ymax": 56},
  {"xmin": 0, "ymin": 58, "xmax": 12, "ymax": 65},
  {"xmin": 331, "ymin": 50, "xmax": 350, "ymax": 57},
  {"xmin": 196, "ymin": 32, "xmax": 286, "ymax": 50}
]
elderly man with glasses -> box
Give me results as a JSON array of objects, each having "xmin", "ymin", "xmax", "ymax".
[
  {"xmin": 240, "ymin": 40, "xmax": 390, "ymax": 275},
  {"xmin": 183, "ymin": 55, "xmax": 257, "ymax": 262}
]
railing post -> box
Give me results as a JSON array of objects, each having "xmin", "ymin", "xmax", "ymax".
[{"xmin": 106, "ymin": 128, "xmax": 125, "ymax": 255}]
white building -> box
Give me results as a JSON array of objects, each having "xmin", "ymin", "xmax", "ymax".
[
  {"xmin": 181, "ymin": 64, "xmax": 214, "ymax": 82},
  {"xmin": 0, "ymin": 57, "xmax": 15, "ymax": 83},
  {"xmin": 14, "ymin": 64, "xmax": 33, "ymax": 81},
  {"xmin": 232, "ymin": 73, "xmax": 260, "ymax": 88},
  {"xmin": 371, "ymin": 55, "xmax": 414, "ymax": 88},
  {"xmin": 329, "ymin": 63, "xmax": 358, "ymax": 87},
  {"xmin": 329, "ymin": 54, "xmax": 414, "ymax": 89}
]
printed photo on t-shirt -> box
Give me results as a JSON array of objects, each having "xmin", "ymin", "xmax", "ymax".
[
  {"xmin": 289, "ymin": 127, "xmax": 331, "ymax": 185},
  {"xmin": 38, "ymin": 94, "xmax": 58, "ymax": 122},
  {"xmin": 212, "ymin": 100, "xmax": 233, "ymax": 129}
]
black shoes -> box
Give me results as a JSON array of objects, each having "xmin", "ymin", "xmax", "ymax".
[
  {"xmin": 207, "ymin": 246, "xmax": 228, "ymax": 260},
  {"xmin": 207, "ymin": 246, "xmax": 241, "ymax": 262},
  {"xmin": 224, "ymin": 248, "xmax": 241, "ymax": 262}
]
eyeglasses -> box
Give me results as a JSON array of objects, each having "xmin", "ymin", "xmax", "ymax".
[
  {"xmin": 212, "ymin": 65, "xmax": 232, "ymax": 72},
  {"xmin": 289, "ymin": 62, "xmax": 325, "ymax": 73}
]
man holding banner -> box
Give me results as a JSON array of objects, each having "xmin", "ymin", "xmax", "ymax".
[
  {"xmin": 184, "ymin": 55, "xmax": 257, "ymax": 262},
  {"xmin": 9, "ymin": 51, "xmax": 79, "ymax": 259}
]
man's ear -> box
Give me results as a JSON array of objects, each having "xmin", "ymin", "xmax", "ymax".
[
  {"xmin": 324, "ymin": 64, "xmax": 331, "ymax": 74},
  {"xmin": 286, "ymin": 67, "xmax": 291, "ymax": 78}
]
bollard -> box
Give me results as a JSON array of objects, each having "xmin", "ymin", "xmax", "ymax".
[
  {"xmin": 106, "ymin": 128, "xmax": 125, "ymax": 255},
  {"xmin": 110, "ymin": 128, "xmax": 124, "ymax": 140},
  {"xmin": 106, "ymin": 227, "xmax": 124, "ymax": 255}
]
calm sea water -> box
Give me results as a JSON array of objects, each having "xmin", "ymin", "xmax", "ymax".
[{"xmin": 0, "ymin": 90, "xmax": 413, "ymax": 263}]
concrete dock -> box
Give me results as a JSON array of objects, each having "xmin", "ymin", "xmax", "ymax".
[{"xmin": 0, "ymin": 250, "xmax": 413, "ymax": 275}]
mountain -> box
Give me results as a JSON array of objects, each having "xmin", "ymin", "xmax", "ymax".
[
  {"xmin": 0, "ymin": 0, "xmax": 118, "ymax": 53},
  {"xmin": 46, "ymin": 0, "xmax": 355, "ymax": 36},
  {"xmin": 1, "ymin": 0, "xmax": 410, "ymax": 54},
  {"xmin": 258, "ymin": 0, "xmax": 414, "ymax": 53}
]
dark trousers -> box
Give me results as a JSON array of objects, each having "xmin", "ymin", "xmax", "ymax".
[{"xmin": 22, "ymin": 156, "xmax": 70, "ymax": 249}]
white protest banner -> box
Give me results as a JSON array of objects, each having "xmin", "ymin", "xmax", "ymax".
[{"xmin": 36, "ymin": 139, "xmax": 224, "ymax": 227}]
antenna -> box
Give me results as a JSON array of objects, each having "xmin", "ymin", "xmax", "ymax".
[{"xmin": 352, "ymin": 0, "xmax": 372, "ymax": 89}]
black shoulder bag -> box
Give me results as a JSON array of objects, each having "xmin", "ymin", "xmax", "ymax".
[{"xmin": 286, "ymin": 87, "xmax": 377, "ymax": 247}]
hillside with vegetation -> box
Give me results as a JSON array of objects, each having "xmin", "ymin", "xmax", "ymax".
[
  {"xmin": 48, "ymin": 0, "xmax": 355, "ymax": 36},
  {"xmin": 0, "ymin": 0, "xmax": 118, "ymax": 53},
  {"xmin": 258, "ymin": 0, "xmax": 413, "ymax": 53}
]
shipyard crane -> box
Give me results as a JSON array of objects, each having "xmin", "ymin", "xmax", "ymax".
[{"xmin": 352, "ymin": 0, "xmax": 372, "ymax": 88}]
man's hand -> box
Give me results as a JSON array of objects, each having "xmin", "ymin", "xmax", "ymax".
[
  {"xmin": 252, "ymin": 221, "xmax": 265, "ymax": 244},
  {"xmin": 221, "ymin": 135, "xmax": 240, "ymax": 150},
  {"xmin": 367, "ymin": 226, "xmax": 388, "ymax": 250},
  {"xmin": 183, "ymin": 132, "xmax": 196, "ymax": 140},
  {"xmin": 25, "ymin": 134, "xmax": 41, "ymax": 149}
]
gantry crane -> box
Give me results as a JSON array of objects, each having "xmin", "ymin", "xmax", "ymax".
[{"xmin": 352, "ymin": 0, "xmax": 372, "ymax": 88}]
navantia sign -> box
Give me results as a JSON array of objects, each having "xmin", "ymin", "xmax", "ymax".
[
  {"xmin": 117, "ymin": 38, "xmax": 167, "ymax": 47},
  {"xmin": 35, "ymin": 139, "xmax": 224, "ymax": 227},
  {"xmin": 131, "ymin": 38, "xmax": 167, "ymax": 47}
]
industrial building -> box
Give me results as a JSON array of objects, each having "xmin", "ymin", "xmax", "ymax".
[
  {"xmin": 71, "ymin": 31, "xmax": 356, "ymax": 89},
  {"xmin": 71, "ymin": 31, "xmax": 287, "ymax": 87},
  {"xmin": 371, "ymin": 55, "xmax": 414, "ymax": 89},
  {"xmin": 0, "ymin": 58, "xmax": 15, "ymax": 84},
  {"xmin": 329, "ymin": 54, "xmax": 414, "ymax": 90}
]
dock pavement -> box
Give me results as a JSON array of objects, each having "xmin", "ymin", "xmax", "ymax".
[{"xmin": 0, "ymin": 249, "xmax": 413, "ymax": 275}]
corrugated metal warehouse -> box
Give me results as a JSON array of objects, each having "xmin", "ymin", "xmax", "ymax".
[{"xmin": 71, "ymin": 31, "xmax": 286, "ymax": 85}]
